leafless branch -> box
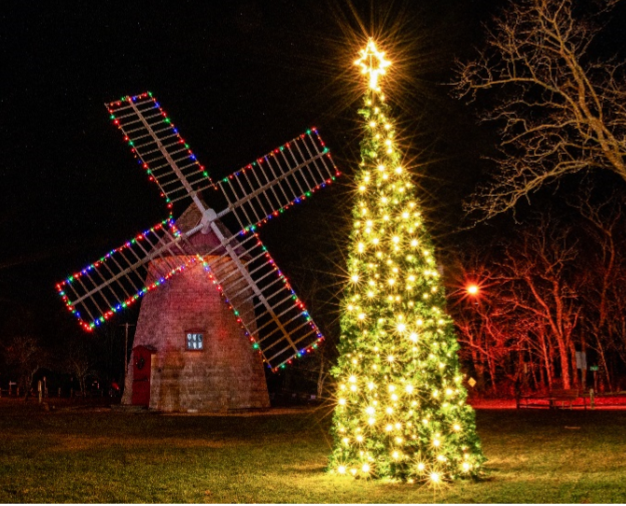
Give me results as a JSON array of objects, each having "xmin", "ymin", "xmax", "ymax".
[{"xmin": 454, "ymin": 0, "xmax": 626, "ymax": 222}]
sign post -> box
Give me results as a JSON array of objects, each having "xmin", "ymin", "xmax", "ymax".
[
  {"xmin": 576, "ymin": 351, "xmax": 588, "ymax": 390},
  {"xmin": 590, "ymin": 365, "xmax": 599, "ymax": 402}
]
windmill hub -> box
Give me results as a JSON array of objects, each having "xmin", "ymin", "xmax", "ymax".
[{"xmin": 200, "ymin": 208, "xmax": 218, "ymax": 234}]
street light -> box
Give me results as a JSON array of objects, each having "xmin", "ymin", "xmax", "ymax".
[{"xmin": 466, "ymin": 284, "xmax": 480, "ymax": 296}]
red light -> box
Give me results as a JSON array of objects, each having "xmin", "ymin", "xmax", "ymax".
[{"xmin": 467, "ymin": 284, "xmax": 479, "ymax": 295}]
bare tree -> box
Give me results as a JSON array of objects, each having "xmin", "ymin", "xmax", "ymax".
[
  {"xmin": 502, "ymin": 217, "xmax": 582, "ymax": 389},
  {"xmin": 450, "ymin": 214, "xmax": 584, "ymax": 391},
  {"xmin": 1, "ymin": 335, "xmax": 46, "ymax": 398},
  {"xmin": 64, "ymin": 336, "xmax": 95, "ymax": 395},
  {"xmin": 448, "ymin": 259, "xmax": 522, "ymax": 394},
  {"xmin": 573, "ymin": 187, "xmax": 626, "ymax": 390},
  {"xmin": 605, "ymin": 270, "xmax": 626, "ymax": 387},
  {"xmin": 454, "ymin": 0, "xmax": 626, "ymax": 222}
]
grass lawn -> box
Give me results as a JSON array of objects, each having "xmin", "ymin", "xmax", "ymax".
[{"xmin": 0, "ymin": 399, "xmax": 625, "ymax": 503}]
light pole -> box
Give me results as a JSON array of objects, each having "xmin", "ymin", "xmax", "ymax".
[{"xmin": 120, "ymin": 322, "xmax": 135, "ymax": 388}]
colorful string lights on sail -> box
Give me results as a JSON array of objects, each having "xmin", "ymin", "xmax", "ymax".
[
  {"xmin": 196, "ymin": 235, "xmax": 325, "ymax": 371},
  {"xmin": 107, "ymin": 91, "xmax": 210, "ymax": 219},
  {"xmin": 55, "ymin": 218, "xmax": 190, "ymax": 332}
]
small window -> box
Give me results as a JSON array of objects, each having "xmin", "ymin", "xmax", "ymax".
[{"xmin": 186, "ymin": 332, "xmax": 204, "ymax": 351}]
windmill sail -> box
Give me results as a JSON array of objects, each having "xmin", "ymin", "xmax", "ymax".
[
  {"xmin": 213, "ymin": 129, "xmax": 336, "ymax": 233},
  {"xmin": 106, "ymin": 93, "xmax": 213, "ymax": 208},
  {"xmin": 200, "ymin": 225, "xmax": 323, "ymax": 370},
  {"xmin": 56, "ymin": 219, "xmax": 199, "ymax": 331}
]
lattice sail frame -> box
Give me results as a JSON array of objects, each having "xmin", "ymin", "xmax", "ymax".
[
  {"xmin": 106, "ymin": 92, "xmax": 211, "ymax": 210},
  {"xmin": 199, "ymin": 230, "xmax": 324, "ymax": 370},
  {"xmin": 57, "ymin": 91, "xmax": 339, "ymax": 370}
]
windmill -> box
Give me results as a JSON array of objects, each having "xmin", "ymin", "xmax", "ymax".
[{"xmin": 56, "ymin": 92, "xmax": 339, "ymax": 410}]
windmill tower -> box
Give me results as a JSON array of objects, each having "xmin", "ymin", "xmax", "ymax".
[{"xmin": 56, "ymin": 92, "xmax": 339, "ymax": 412}]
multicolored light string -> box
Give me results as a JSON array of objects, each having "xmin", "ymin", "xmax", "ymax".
[
  {"xmin": 216, "ymin": 128, "xmax": 338, "ymax": 234},
  {"xmin": 196, "ymin": 233, "xmax": 325, "ymax": 371},
  {"xmin": 55, "ymin": 218, "xmax": 191, "ymax": 332},
  {"xmin": 107, "ymin": 91, "xmax": 210, "ymax": 220}
]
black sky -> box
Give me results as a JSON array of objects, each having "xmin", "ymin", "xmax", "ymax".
[{"xmin": 3, "ymin": 0, "xmax": 622, "ymax": 340}]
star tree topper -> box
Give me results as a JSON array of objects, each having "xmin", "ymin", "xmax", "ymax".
[{"xmin": 354, "ymin": 39, "xmax": 391, "ymax": 91}]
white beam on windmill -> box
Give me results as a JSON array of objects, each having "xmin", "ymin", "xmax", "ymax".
[
  {"xmin": 126, "ymin": 98, "xmax": 208, "ymax": 215},
  {"xmin": 119, "ymin": 322, "xmax": 136, "ymax": 384},
  {"xmin": 207, "ymin": 220, "xmax": 292, "ymax": 347}
]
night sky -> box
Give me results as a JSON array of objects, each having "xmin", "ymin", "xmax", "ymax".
[{"xmin": 2, "ymin": 1, "xmax": 624, "ymax": 342}]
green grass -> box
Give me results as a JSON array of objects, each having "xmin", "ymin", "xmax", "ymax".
[{"xmin": 0, "ymin": 400, "xmax": 625, "ymax": 503}]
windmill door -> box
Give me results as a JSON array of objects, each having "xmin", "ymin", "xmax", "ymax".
[{"xmin": 131, "ymin": 345, "xmax": 155, "ymax": 406}]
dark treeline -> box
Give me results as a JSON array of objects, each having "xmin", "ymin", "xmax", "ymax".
[{"xmin": 0, "ymin": 305, "xmax": 132, "ymax": 398}]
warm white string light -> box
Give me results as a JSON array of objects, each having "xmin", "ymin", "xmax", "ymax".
[{"xmin": 330, "ymin": 37, "xmax": 485, "ymax": 484}]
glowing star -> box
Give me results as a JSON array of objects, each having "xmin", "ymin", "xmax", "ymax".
[{"xmin": 355, "ymin": 39, "xmax": 391, "ymax": 90}]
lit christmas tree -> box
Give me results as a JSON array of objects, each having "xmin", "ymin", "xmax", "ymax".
[{"xmin": 328, "ymin": 39, "xmax": 485, "ymax": 483}]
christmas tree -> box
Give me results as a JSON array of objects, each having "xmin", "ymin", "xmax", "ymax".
[{"xmin": 328, "ymin": 39, "xmax": 485, "ymax": 483}]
